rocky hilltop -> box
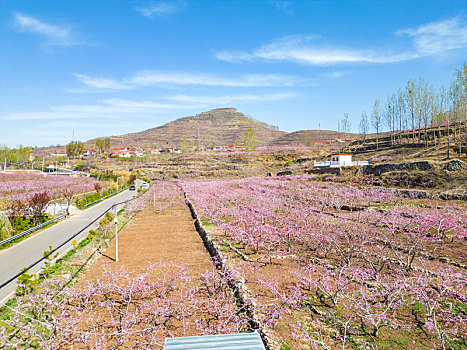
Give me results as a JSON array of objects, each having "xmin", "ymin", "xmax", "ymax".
[{"xmin": 97, "ymin": 108, "xmax": 286, "ymax": 148}]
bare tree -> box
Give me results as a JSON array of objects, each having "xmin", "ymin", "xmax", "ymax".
[
  {"xmin": 405, "ymin": 80, "xmax": 416, "ymax": 144},
  {"xmin": 449, "ymin": 76, "xmax": 463, "ymax": 157},
  {"xmin": 431, "ymin": 90, "xmax": 440, "ymax": 145},
  {"xmin": 340, "ymin": 113, "xmax": 352, "ymax": 139},
  {"xmin": 384, "ymin": 95, "xmax": 394, "ymax": 145},
  {"xmin": 454, "ymin": 62, "xmax": 467, "ymax": 156},
  {"xmin": 396, "ymin": 88, "xmax": 406, "ymax": 144},
  {"xmin": 359, "ymin": 112, "xmax": 369, "ymax": 144},
  {"xmin": 438, "ymin": 86, "xmax": 448, "ymax": 146},
  {"xmin": 371, "ymin": 99, "xmax": 382, "ymax": 150},
  {"xmin": 416, "ymin": 80, "xmax": 433, "ymax": 147},
  {"xmin": 414, "ymin": 77, "xmax": 431, "ymax": 146}
]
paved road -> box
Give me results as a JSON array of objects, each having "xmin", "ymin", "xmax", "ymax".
[{"xmin": 0, "ymin": 188, "xmax": 137, "ymax": 304}]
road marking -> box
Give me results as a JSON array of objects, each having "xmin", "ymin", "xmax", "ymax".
[
  {"xmin": 11, "ymin": 256, "xmax": 27, "ymax": 266},
  {"xmin": 47, "ymin": 238, "xmax": 56, "ymax": 245}
]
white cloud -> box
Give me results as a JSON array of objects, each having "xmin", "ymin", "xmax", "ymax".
[
  {"xmin": 72, "ymin": 74, "xmax": 132, "ymax": 90},
  {"xmin": 102, "ymin": 98, "xmax": 203, "ymax": 110},
  {"xmin": 13, "ymin": 13, "xmax": 78, "ymax": 46},
  {"xmin": 268, "ymin": 0, "xmax": 294, "ymax": 14},
  {"xmin": 216, "ymin": 17, "xmax": 467, "ymax": 66},
  {"xmin": 169, "ymin": 93, "xmax": 296, "ymax": 104},
  {"xmin": 72, "ymin": 70, "xmax": 307, "ymax": 90},
  {"xmin": 135, "ymin": 2, "xmax": 184, "ymax": 18},
  {"xmin": 215, "ymin": 35, "xmax": 413, "ymax": 66},
  {"xmin": 397, "ymin": 17, "xmax": 467, "ymax": 55},
  {"xmin": 130, "ymin": 70, "xmax": 305, "ymax": 87},
  {"xmin": 3, "ymin": 98, "xmax": 204, "ymax": 121},
  {"xmin": 322, "ymin": 71, "xmax": 345, "ymax": 79}
]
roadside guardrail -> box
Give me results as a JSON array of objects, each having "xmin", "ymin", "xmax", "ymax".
[
  {"xmin": 0, "ymin": 214, "xmax": 67, "ymax": 246},
  {"xmin": 1, "ymin": 188, "xmax": 129, "ymax": 246},
  {"xmin": 83, "ymin": 187, "xmax": 129, "ymax": 208},
  {"xmin": 0, "ymin": 191, "xmax": 143, "ymax": 292}
]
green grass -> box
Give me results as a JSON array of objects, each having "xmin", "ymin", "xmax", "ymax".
[{"xmin": 0, "ymin": 219, "xmax": 60, "ymax": 251}]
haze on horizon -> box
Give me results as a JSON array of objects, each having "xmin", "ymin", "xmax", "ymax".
[{"xmin": 1, "ymin": 0, "xmax": 466, "ymax": 147}]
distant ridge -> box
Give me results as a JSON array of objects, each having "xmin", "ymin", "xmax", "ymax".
[{"xmin": 90, "ymin": 108, "xmax": 287, "ymax": 148}]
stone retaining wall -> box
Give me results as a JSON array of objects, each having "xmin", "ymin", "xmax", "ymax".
[
  {"xmin": 306, "ymin": 167, "xmax": 341, "ymax": 175},
  {"xmin": 184, "ymin": 196, "xmax": 274, "ymax": 349},
  {"xmin": 359, "ymin": 161, "xmax": 432, "ymax": 175}
]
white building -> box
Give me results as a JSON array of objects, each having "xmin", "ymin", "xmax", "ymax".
[
  {"xmin": 331, "ymin": 153, "xmax": 352, "ymax": 165},
  {"xmin": 314, "ymin": 153, "xmax": 369, "ymax": 167}
]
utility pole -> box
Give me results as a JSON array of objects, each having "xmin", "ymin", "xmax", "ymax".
[
  {"xmin": 153, "ymin": 186, "xmax": 156, "ymax": 208},
  {"xmin": 114, "ymin": 205, "xmax": 118, "ymax": 262},
  {"xmin": 4, "ymin": 158, "xmax": 6, "ymax": 172},
  {"xmin": 116, "ymin": 176, "xmax": 119, "ymax": 191},
  {"xmin": 42, "ymin": 157, "xmax": 44, "ymax": 173}
]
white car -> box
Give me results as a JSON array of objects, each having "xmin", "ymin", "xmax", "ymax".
[{"xmin": 140, "ymin": 182, "xmax": 149, "ymax": 190}]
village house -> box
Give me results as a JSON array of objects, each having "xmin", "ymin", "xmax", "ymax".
[
  {"xmin": 50, "ymin": 151, "xmax": 67, "ymax": 157},
  {"xmin": 314, "ymin": 153, "xmax": 369, "ymax": 167},
  {"xmin": 81, "ymin": 149, "xmax": 97, "ymax": 157},
  {"xmin": 213, "ymin": 144, "xmax": 245, "ymax": 151}
]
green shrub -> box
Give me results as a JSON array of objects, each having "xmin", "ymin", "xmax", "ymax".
[
  {"xmin": 75, "ymin": 188, "xmax": 118, "ymax": 209},
  {"xmin": 12, "ymin": 213, "xmax": 50, "ymax": 233},
  {"xmin": 0, "ymin": 229, "xmax": 8, "ymax": 241},
  {"xmin": 105, "ymin": 212, "xmax": 114, "ymax": 221},
  {"xmin": 16, "ymin": 268, "xmax": 38, "ymax": 296}
]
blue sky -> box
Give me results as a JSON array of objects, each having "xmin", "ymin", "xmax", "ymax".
[{"xmin": 1, "ymin": 0, "xmax": 466, "ymax": 147}]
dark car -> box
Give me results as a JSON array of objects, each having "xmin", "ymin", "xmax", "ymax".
[{"xmin": 129, "ymin": 185, "xmax": 136, "ymax": 190}]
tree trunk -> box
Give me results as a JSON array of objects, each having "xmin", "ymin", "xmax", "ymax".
[
  {"xmin": 465, "ymin": 122, "xmax": 467, "ymax": 156},
  {"xmin": 418, "ymin": 121, "xmax": 421, "ymax": 144},
  {"xmin": 447, "ymin": 122, "xmax": 450, "ymax": 159},
  {"xmin": 424, "ymin": 123, "xmax": 428, "ymax": 148},
  {"xmin": 399, "ymin": 118, "xmax": 402, "ymax": 144},
  {"xmin": 459, "ymin": 124, "xmax": 462, "ymax": 155}
]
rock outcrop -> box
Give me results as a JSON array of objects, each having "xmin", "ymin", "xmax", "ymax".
[{"xmin": 359, "ymin": 161, "xmax": 432, "ymax": 175}]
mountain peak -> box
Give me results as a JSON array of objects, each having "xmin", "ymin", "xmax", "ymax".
[{"xmin": 96, "ymin": 108, "xmax": 286, "ymax": 148}]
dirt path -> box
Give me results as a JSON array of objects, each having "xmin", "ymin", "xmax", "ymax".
[{"xmin": 78, "ymin": 203, "xmax": 214, "ymax": 284}]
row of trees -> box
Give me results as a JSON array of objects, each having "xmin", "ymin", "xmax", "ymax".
[
  {"xmin": 0, "ymin": 145, "xmax": 33, "ymax": 165},
  {"xmin": 66, "ymin": 137, "xmax": 110, "ymax": 158},
  {"xmin": 66, "ymin": 141, "xmax": 84, "ymax": 158},
  {"xmin": 95, "ymin": 137, "xmax": 111, "ymax": 153},
  {"xmin": 357, "ymin": 62, "xmax": 466, "ymax": 156}
]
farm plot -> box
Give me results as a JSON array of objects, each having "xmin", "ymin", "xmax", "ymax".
[
  {"xmin": 0, "ymin": 173, "xmax": 102, "ymax": 242},
  {"xmin": 0, "ymin": 173, "xmax": 96, "ymax": 206},
  {"xmin": 181, "ymin": 175, "xmax": 467, "ymax": 349},
  {"xmin": 1, "ymin": 182, "xmax": 250, "ymax": 349}
]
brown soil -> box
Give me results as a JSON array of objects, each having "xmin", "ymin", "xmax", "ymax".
[{"xmin": 76, "ymin": 203, "xmax": 213, "ymax": 286}]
